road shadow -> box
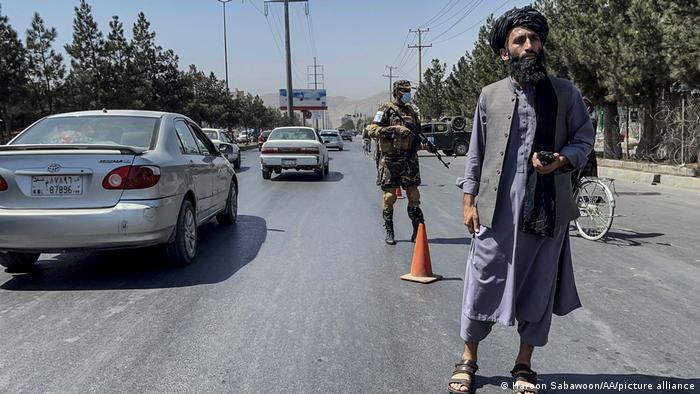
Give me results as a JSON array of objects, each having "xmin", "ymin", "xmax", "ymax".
[
  {"xmin": 270, "ymin": 171, "xmax": 344, "ymax": 182},
  {"xmin": 235, "ymin": 166, "xmax": 252, "ymax": 173},
  {"xmin": 570, "ymin": 228, "xmax": 665, "ymax": 247},
  {"xmin": 1, "ymin": 215, "xmax": 266, "ymax": 291},
  {"xmin": 476, "ymin": 373, "xmax": 698, "ymax": 393}
]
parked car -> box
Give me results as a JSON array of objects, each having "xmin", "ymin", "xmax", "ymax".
[
  {"xmin": 319, "ymin": 130, "xmax": 344, "ymax": 151},
  {"xmin": 340, "ymin": 130, "xmax": 353, "ymax": 141},
  {"xmin": 236, "ymin": 131, "xmax": 252, "ymax": 143},
  {"xmin": 0, "ymin": 110, "xmax": 238, "ymax": 270},
  {"xmin": 258, "ymin": 130, "xmax": 272, "ymax": 150},
  {"xmin": 259, "ymin": 127, "xmax": 329, "ymax": 180},
  {"xmin": 203, "ymin": 128, "xmax": 241, "ymax": 169}
]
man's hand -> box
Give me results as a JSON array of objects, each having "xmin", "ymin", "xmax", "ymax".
[
  {"xmin": 532, "ymin": 152, "xmax": 569, "ymax": 175},
  {"xmin": 463, "ymin": 194, "xmax": 480, "ymax": 235}
]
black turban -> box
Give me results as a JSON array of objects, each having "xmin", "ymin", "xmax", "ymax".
[{"xmin": 489, "ymin": 6, "xmax": 549, "ymax": 54}]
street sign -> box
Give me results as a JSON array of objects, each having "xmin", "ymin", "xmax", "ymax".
[{"xmin": 279, "ymin": 89, "xmax": 327, "ymax": 110}]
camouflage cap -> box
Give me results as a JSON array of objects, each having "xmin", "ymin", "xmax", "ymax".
[{"xmin": 393, "ymin": 80, "xmax": 411, "ymax": 92}]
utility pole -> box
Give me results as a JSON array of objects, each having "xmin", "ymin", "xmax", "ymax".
[
  {"xmin": 217, "ymin": 0, "xmax": 232, "ymax": 94},
  {"xmin": 265, "ymin": 0, "xmax": 309, "ymax": 124},
  {"xmin": 382, "ymin": 65, "xmax": 398, "ymax": 101},
  {"xmin": 307, "ymin": 56, "xmax": 324, "ymax": 130},
  {"xmin": 408, "ymin": 28, "xmax": 431, "ymax": 86}
]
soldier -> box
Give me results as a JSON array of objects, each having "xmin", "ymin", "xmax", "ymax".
[{"xmin": 367, "ymin": 80, "xmax": 436, "ymax": 245}]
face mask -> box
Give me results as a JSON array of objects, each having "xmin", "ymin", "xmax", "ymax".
[{"xmin": 400, "ymin": 92, "xmax": 412, "ymax": 104}]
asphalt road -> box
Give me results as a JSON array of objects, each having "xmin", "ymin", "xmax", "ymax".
[{"xmin": 1, "ymin": 140, "xmax": 698, "ymax": 393}]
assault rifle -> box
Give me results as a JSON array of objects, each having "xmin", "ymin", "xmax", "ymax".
[{"xmin": 385, "ymin": 106, "xmax": 451, "ymax": 168}]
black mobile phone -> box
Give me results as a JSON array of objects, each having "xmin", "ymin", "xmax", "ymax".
[{"xmin": 538, "ymin": 151, "xmax": 555, "ymax": 166}]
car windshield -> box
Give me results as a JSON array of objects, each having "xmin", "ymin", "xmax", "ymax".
[
  {"xmin": 262, "ymin": 131, "xmax": 272, "ymax": 137},
  {"xmin": 268, "ymin": 128, "xmax": 317, "ymax": 141},
  {"xmin": 203, "ymin": 130, "xmax": 218, "ymax": 140},
  {"xmin": 13, "ymin": 115, "xmax": 158, "ymax": 149}
]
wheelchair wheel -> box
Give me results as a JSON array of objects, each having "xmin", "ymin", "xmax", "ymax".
[{"xmin": 574, "ymin": 178, "xmax": 615, "ymax": 240}]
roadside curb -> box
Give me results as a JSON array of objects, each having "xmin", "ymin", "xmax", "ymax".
[{"xmin": 598, "ymin": 166, "xmax": 700, "ymax": 190}]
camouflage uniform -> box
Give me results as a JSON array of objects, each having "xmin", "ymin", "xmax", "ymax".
[{"xmin": 367, "ymin": 80, "xmax": 425, "ymax": 244}]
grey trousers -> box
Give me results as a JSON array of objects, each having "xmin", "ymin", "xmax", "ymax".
[{"xmin": 461, "ymin": 312, "xmax": 554, "ymax": 347}]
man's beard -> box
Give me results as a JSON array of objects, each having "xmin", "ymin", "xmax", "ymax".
[{"xmin": 508, "ymin": 50, "xmax": 547, "ymax": 85}]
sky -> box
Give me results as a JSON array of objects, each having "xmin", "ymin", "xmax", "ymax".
[{"xmin": 1, "ymin": 0, "xmax": 533, "ymax": 100}]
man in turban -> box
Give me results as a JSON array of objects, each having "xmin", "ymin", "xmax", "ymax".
[
  {"xmin": 368, "ymin": 80, "xmax": 435, "ymax": 245},
  {"xmin": 447, "ymin": 6, "xmax": 594, "ymax": 394}
]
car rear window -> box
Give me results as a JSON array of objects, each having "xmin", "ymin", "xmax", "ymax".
[
  {"xmin": 13, "ymin": 115, "xmax": 158, "ymax": 149},
  {"xmin": 268, "ymin": 128, "xmax": 317, "ymax": 141}
]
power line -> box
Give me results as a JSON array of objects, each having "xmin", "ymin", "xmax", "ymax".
[
  {"xmin": 408, "ymin": 28, "xmax": 432, "ymax": 85},
  {"xmin": 431, "ymin": 0, "xmax": 513, "ymax": 45},
  {"xmin": 429, "ymin": 0, "xmax": 485, "ymax": 42},
  {"xmin": 419, "ymin": 0, "xmax": 463, "ymax": 29},
  {"xmin": 382, "ymin": 65, "xmax": 398, "ymax": 101},
  {"xmin": 392, "ymin": 31, "xmax": 412, "ymax": 66}
]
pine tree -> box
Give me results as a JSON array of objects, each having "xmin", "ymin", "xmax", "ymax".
[
  {"xmin": 25, "ymin": 12, "xmax": 65, "ymax": 115},
  {"xmin": 0, "ymin": 6, "xmax": 28, "ymax": 142},
  {"xmin": 103, "ymin": 15, "xmax": 133, "ymax": 108},
  {"xmin": 414, "ymin": 59, "xmax": 447, "ymax": 120},
  {"xmin": 131, "ymin": 12, "xmax": 158, "ymax": 108},
  {"xmin": 443, "ymin": 51, "xmax": 472, "ymax": 116},
  {"xmin": 465, "ymin": 18, "xmax": 508, "ymax": 110},
  {"xmin": 64, "ymin": 0, "xmax": 106, "ymax": 109}
]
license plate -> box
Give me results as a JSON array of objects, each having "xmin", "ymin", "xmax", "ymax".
[
  {"xmin": 31, "ymin": 175, "xmax": 83, "ymax": 196},
  {"xmin": 282, "ymin": 159, "xmax": 296, "ymax": 167}
]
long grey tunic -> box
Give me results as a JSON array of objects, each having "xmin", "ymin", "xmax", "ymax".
[{"xmin": 456, "ymin": 79, "xmax": 593, "ymax": 326}]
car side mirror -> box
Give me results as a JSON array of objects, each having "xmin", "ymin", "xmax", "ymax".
[{"xmin": 218, "ymin": 144, "xmax": 229, "ymax": 152}]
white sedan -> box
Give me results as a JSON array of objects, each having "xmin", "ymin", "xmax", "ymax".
[
  {"xmin": 203, "ymin": 128, "xmax": 241, "ymax": 169},
  {"xmin": 259, "ymin": 127, "xmax": 329, "ymax": 180}
]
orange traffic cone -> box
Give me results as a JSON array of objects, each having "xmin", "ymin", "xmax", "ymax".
[
  {"xmin": 401, "ymin": 223, "xmax": 441, "ymax": 284},
  {"xmin": 395, "ymin": 187, "xmax": 405, "ymax": 199}
]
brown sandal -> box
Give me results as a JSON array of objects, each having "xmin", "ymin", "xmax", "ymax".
[
  {"xmin": 510, "ymin": 363, "xmax": 538, "ymax": 394},
  {"xmin": 447, "ymin": 359, "xmax": 478, "ymax": 394}
]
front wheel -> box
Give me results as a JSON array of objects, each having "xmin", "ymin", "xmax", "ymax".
[
  {"xmin": 234, "ymin": 156, "xmax": 241, "ymax": 169},
  {"xmin": 164, "ymin": 199, "xmax": 197, "ymax": 265},
  {"xmin": 574, "ymin": 179, "xmax": 615, "ymax": 240},
  {"xmin": 0, "ymin": 252, "xmax": 40, "ymax": 271},
  {"xmin": 262, "ymin": 168, "xmax": 272, "ymax": 179}
]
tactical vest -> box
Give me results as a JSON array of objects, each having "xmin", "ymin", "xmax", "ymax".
[
  {"xmin": 378, "ymin": 102, "xmax": 417, "ymax": 154},
  {"xmin": 476, "ymin": 77, "xmax": 580, "ymax": 229}
]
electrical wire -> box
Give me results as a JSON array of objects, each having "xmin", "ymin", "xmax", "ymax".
[
  {"xmin": 419, "ymin": 0, "xmax": 463, "ymax": 29},
  {"xmin": 431, "ymin": 0, "xmax": 513, "ymax": 45},
  {"xmin": 429, "ymin": 0, "xmax": 485, "ymax": 42}
]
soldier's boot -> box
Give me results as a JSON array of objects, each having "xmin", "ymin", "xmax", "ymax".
[
  {"xmin": 408, "ymin": 206, "xmax": 425, "ymax": 242},
  {"xmin": 383, "ymin": 209, "xmax": 396, "ymax": 245}
]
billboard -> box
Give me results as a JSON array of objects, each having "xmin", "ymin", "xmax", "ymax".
[{"xmin": 279, "ymin": 89, "xmax": 327, "ymax": 110}]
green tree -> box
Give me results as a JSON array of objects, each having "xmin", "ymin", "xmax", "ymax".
[
  {"xmin": 64, "ymin": 0, "xmax": 106, "ymax": 110},
  {"xmin": 414, "ymin": 58, "xmax": 447, "ymax": 120},
  {"xmin": 0, "ymin": 6, "xmax": 28, "ymax": 142},
  {"xmin": 131, "ymin": 12, "xmax": 158, "ymax": 108},
  {"xmin": 103, "ymin": 15, "xmax": 133, "ymax": 108},
  {"xmin": 25, "ymin": 12, "xmax": 65, "ymax": 115},
  {"xmin": 444, "ymin": 52, "xmax": 472, "ymax": 116},
  {"xmin": 443, "ymin": 17, "xmax": 507, "ymax": 120}
]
